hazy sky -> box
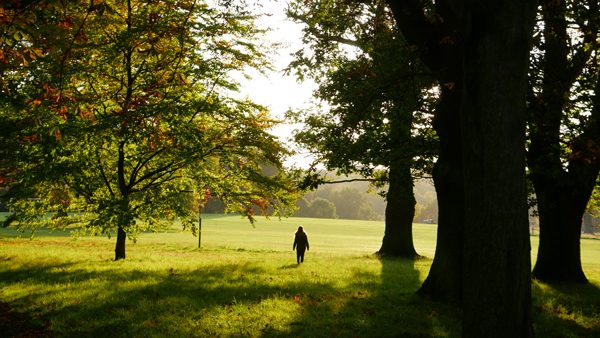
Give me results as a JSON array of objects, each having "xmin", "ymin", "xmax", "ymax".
[
  {"xmin": 246, "ymin": 0, "xmax": 313, "ymax": 113},
  {"xmin": 236, "ymin": 0, "xmax": 317, "ymax": 166}
]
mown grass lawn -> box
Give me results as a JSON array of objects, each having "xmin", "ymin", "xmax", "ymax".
[{"xmin": 0, "ymin": 213, "xmax": 598, "ymax": 337}]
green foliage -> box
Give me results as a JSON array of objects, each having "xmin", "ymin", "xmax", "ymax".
[
  {"xmin": 0, "ymin": 0, "xmax": 299, "ymax": 253},
  {"xmin": 295, "ymin": 197, "xmax": 338, "ymax": 219},
  {"xmin": 294, "ymin": 170, "xmax": 390, "ymax": 220},
  {"xmin": 285, "ymin": 0, "xmax": 437, "ymax": 187},
  {"xmin": 526, "ymin": 0, "xmax": 600, "ymax": 203},
  {"xmin": 296, "ymin": 178, "xmax": 385, "ymax": 221},
  {"xmin": 309, "ymin": 197, "xmax": 338, "ymax": 219}
]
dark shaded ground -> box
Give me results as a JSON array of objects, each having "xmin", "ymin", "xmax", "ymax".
[{"xmin": 0, "ymin": 302, "xmax": 53, "ymax": 338}]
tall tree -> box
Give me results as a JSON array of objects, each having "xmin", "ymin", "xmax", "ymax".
[
  {"xmin": 387, "ymin": 0, "xmax": 537, "ymax": 336},
  {"xmin": 0, "ymin": 0, "xmax": 298, "ymax": 260},
  {"xmin": 527, "ymin": 0, "xmax": 600, "ymax": 284},
  {"xmin": 387, "ymin": 0, "xmax": 466, "ymax": 301},
  {"xmin": 287, "ymin": 0, "xmax": 436, "ymax": 257}
]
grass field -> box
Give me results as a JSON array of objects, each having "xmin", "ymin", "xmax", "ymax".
[{"xmin": 0, "ymin": 213, "xmax": 598, "ymax": 337}]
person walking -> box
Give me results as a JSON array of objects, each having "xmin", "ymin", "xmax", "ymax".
[{"xmin": 293, "ymin": 225, "xmax": 309, "ymax": 264}]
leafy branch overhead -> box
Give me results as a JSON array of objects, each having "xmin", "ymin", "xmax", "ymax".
[
  {"xmin": 0, "ymin": 0, "xmax": 299, "ymax": 259},
  {"xmin": 285, "ymin": 0, "xmax": 437, "ymax": 187}
]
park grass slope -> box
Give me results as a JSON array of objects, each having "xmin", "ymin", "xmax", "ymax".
[{"xmin": 0, "ymin": 214, "xmax": 598, "ymax": 337}]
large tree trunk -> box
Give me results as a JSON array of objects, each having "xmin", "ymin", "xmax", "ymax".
[
  {"xmin": 417, "ymin": 76, "xmax": 464, "ymax": 301},
  {"xmin": 115, "ymin": 227, "xmax": 127, "ymax": 261},
  {"xmin": 531, "ymin": 182, "xmax": 589, "ymax": 283},
  {"xmin": 460, "ymin": 1, "xmax": 536, "ymax": 337},
  {"xmin": 378, "ymin": 164, "xmax": 418, "ymax": 257},
  {"xmin": 386, "ymin": 0, "xmax": 467, "ymax": 302}
]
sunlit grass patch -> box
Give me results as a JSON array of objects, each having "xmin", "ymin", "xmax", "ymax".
[
  {"xmin": 0, "ymin": 214, "xmax": 598, "ymax": 337},
  {"xmin": 0, "ymin": 234, "xmax": 460, "ymax": 337},
  {"xmin": 532, "ymin": 279, "xmax": 600, "ymax": 338}
]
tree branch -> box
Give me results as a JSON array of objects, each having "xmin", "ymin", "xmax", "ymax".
[
  {"xmin": 286, "ymin": 11, "xmax": 364, "ymax": 49},
  {"xmin": 386, "ymin": 0, "xmax": 440, "ymax": 73}
]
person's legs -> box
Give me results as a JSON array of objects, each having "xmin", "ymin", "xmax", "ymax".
[
  {"xmin": 299, "ymin": 249, "xmax": 305, "ymax": 263},
  {"xmin": 296, "ymin": 250, "xmax": 301, "ymax": 264}
]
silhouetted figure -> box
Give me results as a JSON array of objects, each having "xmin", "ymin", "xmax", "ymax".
[{"xmin": 293, "ymin": 225, "xmax": 309, "ymax": 264}]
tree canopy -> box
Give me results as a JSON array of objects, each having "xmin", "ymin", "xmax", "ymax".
[
  {"xmin": 0, "ymin": 0, "xmax": 298, "ymax": 260},
  {"xmin": 286, "ymin": 0, "xmax": 436, "ymax": 180}
]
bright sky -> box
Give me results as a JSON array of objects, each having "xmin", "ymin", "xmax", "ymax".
[{"xmin": 236, "ymin": 0, "xmax": 318, "ymax": 167}]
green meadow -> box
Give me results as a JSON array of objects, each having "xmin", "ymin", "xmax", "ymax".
[{"xmin": 0, "ymin": 213, "xmax": 599, "ymax": 337}]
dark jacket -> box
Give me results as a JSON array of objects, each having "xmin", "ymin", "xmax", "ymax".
[{"xmin": 293, "ymin": 233, "xmax": 309, "ymax": 251}]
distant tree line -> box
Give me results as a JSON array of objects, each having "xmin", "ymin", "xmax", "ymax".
[
  {"xmin": 296, "ymin": 177, "xmax": 440, "ymax": 222},
  {"xmin": 295, "ymin": 186, "xmax": 379, "ymax": 221},
  {"xmin": 197, "ymin": 177, "xmax": 442, "ymax": 223}
]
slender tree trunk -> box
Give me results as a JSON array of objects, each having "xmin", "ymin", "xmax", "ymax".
[
  {"xmin": 114, "ymin": 196, "xmax": 131, "ymax": 261},
  {"xmin": 378, "ymin": 163, "xmax": 418, "ymax": 257},
  {"xmin": 52, "ymin": 209, "xmax": 68, "ymax": 220},
  {"xmin": 198, "ymin": 205, "xmax": 202, "ymax": 248},
  {"xmin": 460, "ymin": 2, "xmax": 536, "ymax": 336},
  {"xmin": 115, "ymin": 227, "xmax": 126, "ymax": 260},
  {"xmin": 531, "ymin": 183, "xmax": 589, "ymax": 283}
]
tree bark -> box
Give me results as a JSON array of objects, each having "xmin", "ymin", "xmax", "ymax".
[
  {"xmin": 460, "ymin": 1, "xmax": 537, "ymax": 337},
  {"xmin": 417, "ymin": 76, "xmax": 464, "ymax": 301},
  {"xmin": 531, "ymin": 181, "xmax": 589, "ymax": 283},
  {"xmin": 378, "ymin": 163, "xmax": 418, "ymax": 257},
  {"xmin": 388, "ymin": 0, "xmax": 467, "ymax": 302},
  {"xmin": 115, "ymin": 227, "xmax": 126, "ymax": 261}
]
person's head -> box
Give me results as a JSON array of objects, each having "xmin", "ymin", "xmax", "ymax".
[{"xmin": 295, "ymin": 225, "xmax": 305, "ymax": 235}]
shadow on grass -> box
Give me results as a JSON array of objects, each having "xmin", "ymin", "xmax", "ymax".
[
  {"xmin": 531, "ymin": 280, "xmax": 600, "ymax": 338},
  {"xmin": 279, "ymin": 264, "xmax": 300, "ymax": 269},
  {"xmin": 0, "ymin": 251, "xmax": 464, "ymax": 338},
  {"xmin": 1, "ymin": 244, "xmax": 598, "ymax": 338},
  {"xmin": 265, "ymin": 256, "xmax": 462, "ymax": 338},
  {"xmin": 0, "ymin": 226, "xmax": 74, "ymax": 238}
]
